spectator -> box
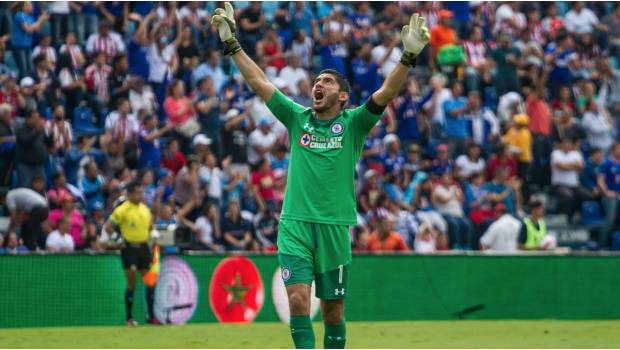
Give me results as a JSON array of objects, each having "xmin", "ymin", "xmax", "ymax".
[
  {"xmin": 163, "ymin": 80, "xmax": 197, "ymax": 146},
  {"xmin": 0, "ymin": 103, "xmax": 15, "ymax": 186},
  {"xmin": 1, "ymin": 231, "xmax": 28, "ymax": 254},
  {"xmin": 84, "ymin": 50, "xmax": 112, "ymax": 109},
  {"xmin": 161, "ymin": 138, "xmax": 186, "ymax": 176},
  {"xmin": 238, "ymin": 2, "xmax": 266, "ymax": 58},
  {"xmin": 222, "ymin": 200, "xmax": 258, "ymax": 251},
  {"xmin": 46, "ymin": 215, "xmax": 76, "ymax": 253},
  {"xmin": 292, "ymin": 79, "xmax": 312, "ymax": 107},
  {"xmin": 483, "ymin": 167, "xmax": 522, "ymax": 215},
  {"xmin": 413, "ymin": 223, "xmax": 440, "ymax": 253},
  {"xmin": 47, "ymin": 172, "xmax": 75, "ymax": 210},
  {"xmin": 596, "ymin": 142, "xmax": 620, "ymax": 248},
  {"xmin": 388, "ymin": 199, "xmax": 418, "ymax": 248},
  {"xmin": 371, "ymin": 33, "xmax": 402, "ymax": 80},
  {"xmin": 192, "ymin": 50, "xmax": 226, "ymax": 93},
  {"xmin": 78, "ymin": 161, "xmax": 106, "ymax": 212},
  {"xmin": 381, "ymin": 134, "xmax": 405, "ymax": 176},
  {"xmin": 551, "ymin": 138, "xmax": 591, "ymax": 222},
  {"xmin": 129, "ymin": 76, "xmax": 157, "ymax": 117},
  {"xmin": 46, "ymin": 104, "xmax": 73, "ymax": 156},
  {"xmin": 503, "ymin": 113, "xmax": 532, "ymax": 180},
  {"xmin": 15, "ymin": 109, "xmax": 51, "ymax": 188},
  {"xmin": 564, "ymin": 1, "xmax": 603, "ymax": 35},
  {"xmin": 59, "ymin": 32, "xmax": 85, "ymax": 69},
  {"xmin": 254, "ymin": 202, "xmax": 279, "ymax": 251},
  {"xmin": 200, "ymin": 152, "xmax": 225, "ymax": 206},
  {"xmin": 10, "ymin": 2, "xmax": 49, "ymax": 78},
  {"xmin": 248, "ymin": 118, "xmax": 277, "ymax": 166},
  {"xmin": 580, "ymin": 147, "xmax": 603, "ymax": 198},
  {"xmin": 109, "ymin": 54, "xmax": 131, "ymax": 109},
  {"xmin": 456, "ymin": 143, "xmax": 486, "ymax": 183},
  {"xmin": 194, "ymin": 77, "xmax": 222, "ymax": 157},
  {"xmin": 431, "ymin": 144, "xmax": 454, "ymax": 176},
  {"xmin": 290, "ymin": 30, "xmax": 313, "ymax": 70},
  {"xmin": 395, "ymin": 79, "xmax": 431, "ymax": 149},
  {"xmin": 367, "ymin": 209, "xmax": 409, "ymax": 252},
  {"xmin": 429, "ymin": 10, "xmax": 457, "ymax": 61},
  {"xmin": 222, "ymin": 108, "xmax": 253, "ymax": 176},
  {"xmin": 174, "ymin": 155, "xmax": 201, "ymax": 207},
  {"xmin": 278, "ymin": 53, "xmax": 309, "ymax": 96},
  {"xmin": 491, "ymin": 32, "xmax": 522, "ymax": 96},
  {"xmin": 479, "ymin": 203, "xmax": 521, "ymax": 251},
  {"xmin": 582, "ymin": 99, "xmax": 614, "ymax": 154},
  {"xmin": 32, "ymin": 34, "xmax": 57, "ymax": 70},
  {"xmin": 190, "ymin": 202, "xmax": 223, "ymax": 251},
  {"xmin": 432, "ymin": 171, "xmax": 474, "ymax": 250},
  {"xmin": 463, "ymin": 26, "xmax": 488, "ymax": 91},
  {"xmin": 85, "ymin": 20, "xmax": 126, "ymax": 59},
  {"xmin": 256, "ymin": 27, "xmax": 286, "ymax": 72},
  {"xmin": 5, "ymin": 187, "xmax": 50, "ymax": 251},
  {"xmin": 103, "ymin": 98, "xmax": 139, "ymax": 146},
  {"xmin": 464, "ymin": 91, "xmax": 499, "ymax": 148},
  {"xmin": 518, "ymin": 199, "xmax": 556, "ymax": 250},
  {"xmin": 57, "ymin": 53, "xmax": 86, "ymax": 117},
  {"xmin": 139, "ymin": 115, "xmax": 173, "ymax": 170}
]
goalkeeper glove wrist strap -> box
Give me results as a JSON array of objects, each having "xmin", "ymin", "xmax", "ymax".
[
  {"xmin": 223, "ymin": 38, "xmax": 242, "ymax": 56},
  {"xmin": 400, "ymin": 51, "xmax": 418, "ymax": 68}
]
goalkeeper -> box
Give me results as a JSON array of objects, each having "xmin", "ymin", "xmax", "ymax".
[{"xmin": 211, "ymin": 3, "xmax": 429, "ymax": 348}]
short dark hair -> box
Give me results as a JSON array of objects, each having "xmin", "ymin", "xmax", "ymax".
[
  {"xmin": 316, "ymin": 69, "xmax": 350, "ymax": 94},
  {"xmin": 529, "ymin": 199, "xmax": 544, "ymax": 211},
  {"xmin": 126, "ymin": 180, "xmax": 142, "ymax": 194}
]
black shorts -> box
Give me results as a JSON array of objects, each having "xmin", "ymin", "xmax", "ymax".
[{"xmin": 121, "ymin": 243, "xmax": 152, "ymax": 270}]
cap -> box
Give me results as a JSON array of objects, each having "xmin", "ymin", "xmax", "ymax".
[
  {"xmin": 439, "ymin": 9, "xmax": 454, "ymax": 19},
  {"xmin": 20, "ymin": 77, "xmax": 34, "ymax": 88},
  {"xmin": 226, "ymin": 108, "xmax": 240, "ymax": 120},
  {"xmin": 437, "ymin": 144, "xmax": 449, "ymax": 152},
  {"xmin": 192, "ymin": 133, "xmax": 213, "ymax": 147},
  {"xmin": 364, "ymin": 169, "xmax": 378, "ymax": 180},
  {"xmin": 273, "ymin": 78, "xmax": 289, "ymax": 90},
  {"xmin": 383, "ymin": 133, "xmax": 399, "ymax": 147},
  {"xmin": 158, "ymin": 168, "xmax": 172, "ymax": 178},
  {"xmin": 258, "ymin": 117, "xmax": 273, "ymax": 127},
  {"xmin": 513, "ymin": 113, "xmax": 530, "ymax": 125}
]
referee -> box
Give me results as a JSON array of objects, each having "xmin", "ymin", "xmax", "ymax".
[{"xmin": 104, "ymin": 181, "xmax": 160, "ymax": 326}]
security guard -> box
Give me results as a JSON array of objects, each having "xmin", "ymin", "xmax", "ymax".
[
  {"xmin": 104, "ymin": 181, "xmax": 160, "ymax": 326},
  {"xmin": 518, "ymin": 199, "xmax": 547, "ymax": 250}
]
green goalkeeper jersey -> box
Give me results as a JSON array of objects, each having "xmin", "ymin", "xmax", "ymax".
[{"xmin": 266, "ymin": 89, "xmax": 383, "ymax": 226}]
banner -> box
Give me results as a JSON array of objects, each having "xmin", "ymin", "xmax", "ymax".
[{"xmin": 1, "ymin": 253, "xmax": 620, "ymax": 328}]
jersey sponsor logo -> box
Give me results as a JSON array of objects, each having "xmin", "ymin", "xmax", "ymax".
[
  {"xmin": 299, "ymin": 133, "xmax": 311, "ymax": 147},
  {"xmin": 281, "ymin": 267, "xmax": 291, "ymax": 281},
  {"xmin": 209, "ymin": 256, "xmax": 264, "ymax": 323},
  {"xmin": 331, "ymin": 122, "xmax": 344, "ymax": 135},
  {"xmin": 308, "ymin": 135, "xmax": 343, "ymax": 149},
  {"xmin": 154, "ymin": 257, "xmax": 198, "ymax": 324}
]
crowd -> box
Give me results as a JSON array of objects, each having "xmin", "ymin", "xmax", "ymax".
[{"xmin": 0, "ymin": 1, "xmax": 619, "ymax": 254}]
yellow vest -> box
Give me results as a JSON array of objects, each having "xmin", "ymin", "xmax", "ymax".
[{"xmin": 523, "ymin": 217, "xmax": 546, "ymax": 250}]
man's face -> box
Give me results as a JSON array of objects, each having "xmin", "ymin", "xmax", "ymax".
[
  {"xmin": 128, "ymin": 186, "xmax": 144, "ymax": 204},
  {"xmin": 592, "ymin": 151, "xmax": 603, "ymax": 165},
  {"xmin": 7, "ymin": 233, "xmax": 17, "ymax": 248},
  {"xmin": 312, "ymin": 73, "xmax": 347, "ymax": 113},
  {"xmin": 612, "ymin": 145, "xmax": 620, "ymax": 159},
  {"xmin": 208, "ymin": 52, "xmax": 220, "ymax": 67}
]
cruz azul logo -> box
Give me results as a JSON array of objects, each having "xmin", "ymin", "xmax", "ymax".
[
  {"xmin": 331, "ymin": 122, "xmax": 344, "ymax": 135},
  {"xmin": 298, "ymin": 133, "xmax": 343, "ymax": 149}
]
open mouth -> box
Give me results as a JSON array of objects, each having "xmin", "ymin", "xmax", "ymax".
[{"xmin": 314, "ymin": 90, "xmax": 325, "ymax": 103}]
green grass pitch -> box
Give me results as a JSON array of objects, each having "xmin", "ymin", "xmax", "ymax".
[{"xmin": 0, "ymin": 320, "xmax": 618, "ymax": 348}]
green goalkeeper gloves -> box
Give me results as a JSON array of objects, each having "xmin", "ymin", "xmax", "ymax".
[
  {"xmin": 211, "ymin": 2, "xmax": 241, "ymax": 56},
  {"xmin": 400, "ymin": 13, "xmax": 431, "ymax": 67}
]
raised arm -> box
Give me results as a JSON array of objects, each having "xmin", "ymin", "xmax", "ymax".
[
  {"xmin": 372, "ymin": 14, "xmax": 430, "ymax": 107},
  {"xmin": 211, "ymin": 2, "xmax": 275, "ymax": 102}
]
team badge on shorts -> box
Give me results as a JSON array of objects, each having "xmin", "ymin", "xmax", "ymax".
[
  {"xmin": 331, "ymin": 122, "xmax": 344, "ymax": 135},
  {"xmin": 299, "ymin": 133, "xmax": 311, "ymax": 147},
  {"xmin": 281, "ymin": 267, "xmax": 291, "ymax": 281}
]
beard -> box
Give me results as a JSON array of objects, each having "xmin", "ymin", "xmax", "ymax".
[{"xmin": 313, "ymin": 92, "xmax": 340, "ymax": 113}]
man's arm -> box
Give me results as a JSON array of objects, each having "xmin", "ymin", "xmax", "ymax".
[
  {"xmin": 211, "ymin": 3, "xmax": 275, "ymax": 102},
  {"xmin": 372, "ymin": 14, "xmax": 430, "ymax": 107}
]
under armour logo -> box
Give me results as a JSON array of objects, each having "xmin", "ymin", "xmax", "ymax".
[
  {"xmin": 303, "ymin": 122, "xmax": 315, "ymax": 133},
  {"xmin": 334, "ymin": 288, "xmax": 345, "ymax": 296}
]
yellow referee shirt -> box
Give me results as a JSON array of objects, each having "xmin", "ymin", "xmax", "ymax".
[{"xmin": 110, "ymin": 201, "xmax": 152, "ymax": 244}]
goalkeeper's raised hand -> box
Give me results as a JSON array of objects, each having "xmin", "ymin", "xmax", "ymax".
[
  {"xmin": 400, "ymin": 13, "xmax": 431, "ymax": 67},
  {"xmin": 211, "ymin": 2, "xmax": 241, "ymax": 56}
]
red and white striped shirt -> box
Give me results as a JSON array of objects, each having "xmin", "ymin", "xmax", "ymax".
[
  {"xmin": 84, "ymin": 63, "xmax": 112, "ymax": 98},
  {"xmin": 59, "ymin": 44, "xmax": 84, "ymax": 69},
  {"xmin": 85, "ymin": 32, "xmax": 126, "ymax": 59},
  {"xmin": 463, "ymin": 40, "xmax": 487, "ymax": 68},
  {"xmin": 32, "ymin": 45, "xmax": 57, "ymax": 68}
]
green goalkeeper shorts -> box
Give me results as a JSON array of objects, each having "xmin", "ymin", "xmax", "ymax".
[{"xmin": 277, "ymin": 219, "xmax": 351, "ymax": 300}]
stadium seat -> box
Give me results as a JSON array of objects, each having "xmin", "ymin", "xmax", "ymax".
[
  {"xmin": 73, "ymin": 107, "xmax": 103, "ymax": 135},
  {"xmin": 581, "ymin": 201, "xmax": 604, "ymax": 226}
]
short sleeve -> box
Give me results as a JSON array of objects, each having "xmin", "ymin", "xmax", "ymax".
[
  {"xmin": 265, "ymin": 89, "xmax": 306, "ymax": 129},
  {"xmin": 110, "ymin": 205, "xmax": 123, "ymax": 225},
  {"xmin": 351, "ymin": 101, "xmax": 384, "ymax": 136}
]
